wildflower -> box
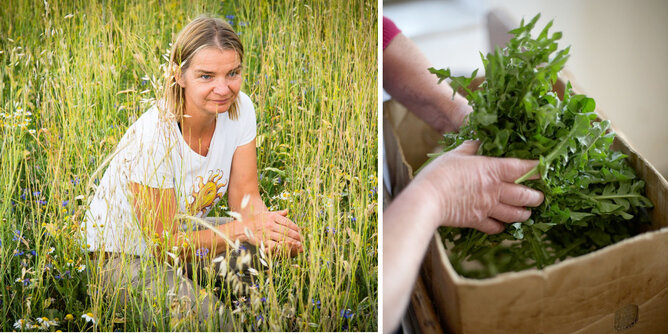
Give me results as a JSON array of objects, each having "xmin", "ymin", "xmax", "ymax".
[
  {"xmin": 195, "ymin": 247, "xmax": 209, "ymax": 258},
  {"xmin": 47, "ymin": 247, "xmax": 55, "ymax": 254},
  {"xmin": 279, "ymin": 191, "xmax": 291, "ymax": 201},
  {"xmin": 30, "ymin": 249, "xmax": 36, "ymax": 256},
  {"xmin": 37, "ymin": 199, "xmax": 47, "ymax": 206},
  {"xmin": 76, "ymin": 264, "xmax": 86, "ymax": 273},
  {"xmin": 340, "ymin": 309, "xmax": 354, "ymax": 319},
  {"xmin": 71, "ymin": 176, "xmax": 80, "ymax": 185},
  {"xmin": 37, "ymin": 317, "xmax": 58, "ymax": 329},
  {"xmin": 62, "ymin": 200, "xmax": 69, "ymax": 207},
  {"xmin": 64, "ymin": 314, "xmax": 74, "ymax": 321},
  {"xmin": 311, "ymin": 298, "xmax": 321, "ymax": 309},
  {"xmin": 12, "ymin": 229, "xmax": 22, "ymax": 241},
  {"xmin": 13, "ymin": 250, "xmax": 24, "ymax": 256},
  {"xmin": 33, "ymin": 191, "xmax": 41, "ymax": 196},
  {"xmin": 66, "ymin": 259, "xmax": 74, "ymax": 266},
  {"xmin": 13, "ymin": 319, "xmax": 31, "ymax": 329},
  {"xmin": 81, "ymin": 312, "xmax": 96, "ymax": 324},
  {"xmin": 325, "ymin": 226, "xmax": 336, "ymax": 234}
]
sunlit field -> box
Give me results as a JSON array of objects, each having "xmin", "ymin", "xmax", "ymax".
[{"xmin": 0, "ymin": 0, "xmax": 377, "ymax": 331}]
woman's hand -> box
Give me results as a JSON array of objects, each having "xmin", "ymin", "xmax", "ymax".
[
  {"xmin": 241, "ymin": 209, "xmax": 303, "ymax": 257},
  {"xmin": 412, "ymin": 140, "xmax": 544, "ymax": 233}
]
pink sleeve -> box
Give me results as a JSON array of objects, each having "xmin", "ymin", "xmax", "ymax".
[{"xmin": 383, "ymin": 16, "xmax": 401, "ymax": 50}]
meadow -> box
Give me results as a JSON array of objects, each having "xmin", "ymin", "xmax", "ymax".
[{"xmin": 0, "ymin": 0, "xmax": 377, "ymax": 331}]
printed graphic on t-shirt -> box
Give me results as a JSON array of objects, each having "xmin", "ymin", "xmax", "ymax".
[{"xmin": 188, "ymin": 169, "xmax": 228, "ymax": 215}]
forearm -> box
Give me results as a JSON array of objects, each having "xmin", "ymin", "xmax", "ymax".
[
  {"xmin": 382, "ymin": 183, "xmax": 441, "ymax": 332},
  {"xmin": 154, "ymin": 218, "xmax": 248, "ymax": 259},
  {"xmin": 383, "ymin": 33, "xmax": 470, "ymax": 133}
]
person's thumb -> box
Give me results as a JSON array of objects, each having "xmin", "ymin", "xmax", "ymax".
[
  {"xmin": 276, "ymin": 209, "xmax": 289, "ymax": 216},
  {"xmin": 453, "ymin": 140, "xmax": 480, "ymax": 156}
]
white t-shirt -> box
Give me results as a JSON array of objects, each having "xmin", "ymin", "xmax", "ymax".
[{"xmin": 84, "ymin": 92, "xmax": 256, "ymax": 256}]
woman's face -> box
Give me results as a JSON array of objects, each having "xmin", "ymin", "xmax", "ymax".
[{"xmin": 179, "ymin": 47, "xmax": 242, "ymax": 118}]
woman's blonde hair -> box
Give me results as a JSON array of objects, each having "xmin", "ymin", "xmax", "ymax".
[{"xmin": 164, "ymin": 15, "xmax": 244, "ymax": 121}]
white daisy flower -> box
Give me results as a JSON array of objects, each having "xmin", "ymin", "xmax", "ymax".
[
  {"xmin": 76, "ymin": 264, "xmax": 86, "ymax": 273},
  {"xmin": 13, "ymin": 319, "xmax": 31, "ymax": 329},
  {"xmin": 36, "ymin": 317, "xmax": 58, "ymax": 329},
  {"xmin": 81, "ymin": 312, "xmax": 96, "ymax": 324},
  {"xmin": 279, "ymin": 191, "xmax": 291, "ymax": 201}
]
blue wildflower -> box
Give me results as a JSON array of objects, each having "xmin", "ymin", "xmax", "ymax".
[
  {"xmin": 71, "ymin": 176, "xmax": 80, "ymax": 185},
  {"xmin": 62, "ymin": 200, "xmax": 69, "ymax": 207},
  {"xmin": 22, "ymin": 278, "xmax": 30, "ymax": 286},
  {"xmin": 256, "ymin": 315, "xmax": 264, "ymax": 322},
  {"xmin": 37, "ymin": 200, "xmax": 47, "ymax": 206},
  {"xmin": 33, "ymin": 191, "xmax": 41, "ymax": 196},
  {"xmin": 225, "ymin": 15, "xmax": 235, "ymax": 20},
  {"xmin": 340, "ymin": 309, "xmax": 354, "ymax": 319},
  {"xmin": 14, "ymin": 250, "xmax": 24, "ymax": 257},
  {"xmin": 311, "ymin": 298, "xmax": 321, "ymax": 309},
  {"xmin": 195, "ymin": 247, "xmax": 210, "ymax": 258},
  {"xmin": 30, "ymin": 250, "xmax": 36, "ymax": 256},
  {"xmin": 260, "ymin": 297, "xmax": 267, "ymax": 303}
]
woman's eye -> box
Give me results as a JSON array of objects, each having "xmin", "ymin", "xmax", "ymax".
[
  {"xmin": 200, "ymin": 74, "xmax": 211, "ymax": 80},
  {"xmin": 229, "ymin": 70, "xmax": 240, "ymax": 77}
]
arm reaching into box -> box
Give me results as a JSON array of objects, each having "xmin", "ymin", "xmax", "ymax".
[
  {"xmin": 383, "ymin": 17, "xmax": 471, "ymax": 134},
  {"xmin": 382, "ymin": 141, "xmax": 544, "ymax": 332}
]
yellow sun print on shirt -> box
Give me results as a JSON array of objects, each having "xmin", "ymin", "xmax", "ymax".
[{"xmin": 188, "ymin": 170, "xmax": 228, "ymax": 215}]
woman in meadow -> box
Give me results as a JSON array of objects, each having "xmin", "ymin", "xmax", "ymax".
[{"xmin": 83, "ymin": 16, "xmax": 303, "ymax": 327}]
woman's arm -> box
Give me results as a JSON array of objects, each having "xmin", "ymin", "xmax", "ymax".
[
  {"xmin": 383, "ymin": 33, "xmax": 471, "ymax": 134},
  {"xmin": 128, "ymin": 182, "xmax": 248, "ymax": 259},
  {"xmin": 221, "ymin": 139, "xmax": 303, "ymax": 256}
]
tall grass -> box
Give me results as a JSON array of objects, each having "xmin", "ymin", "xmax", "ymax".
[{"xmin": 0, "ymin": 0, "xmax": 377, "ymax": 331}]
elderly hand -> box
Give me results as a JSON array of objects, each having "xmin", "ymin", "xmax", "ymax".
[{"xmin": 413, "ymin": 141, "xmax": 544, "ymax": 234}]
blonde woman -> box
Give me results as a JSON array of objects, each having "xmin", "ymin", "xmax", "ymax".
[{"xmin": 84, "ymin": 16, "xmax": 303, "ymax": 327}]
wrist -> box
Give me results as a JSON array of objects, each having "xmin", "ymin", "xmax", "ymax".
[{"xmin": 399, "ymin": 178, "xmax": 445, "ymax": 232}]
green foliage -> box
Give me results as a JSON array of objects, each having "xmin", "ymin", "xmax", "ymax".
[{"xmin": 429, "ymin": 14, "xmax": 652, "ymax": 278}]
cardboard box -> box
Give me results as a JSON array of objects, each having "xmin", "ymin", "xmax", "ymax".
[{"xmin": 385, "ymin": 78, "xmax": 668, "ymax": 334}]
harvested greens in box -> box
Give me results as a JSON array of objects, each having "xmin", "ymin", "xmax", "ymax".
[{"xmin": 426, "ymin": 14, "xmax": 653, "ymax": 278}]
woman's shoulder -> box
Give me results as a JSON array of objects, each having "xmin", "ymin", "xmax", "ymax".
[
  {"xmin": 123, "ymin": 104, "xmax": 173, "ymax": 141},
  {"xmin": 236, "ymin": 91, "xmax": 253, "ymax": 111}
]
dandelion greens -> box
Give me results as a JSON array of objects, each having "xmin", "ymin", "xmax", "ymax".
[{"xmin": 428, "ymin": 14, "xmax": 653, "ymax": 279}]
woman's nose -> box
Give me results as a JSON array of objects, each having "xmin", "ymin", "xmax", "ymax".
[{"xmin": 212, "ymin": 79, "xmax": 230, "ymax": 95}]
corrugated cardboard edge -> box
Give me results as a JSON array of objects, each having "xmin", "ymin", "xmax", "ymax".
[{"xmin": 431, "ymin": 226, "xmax": 668, "ymax": 333}]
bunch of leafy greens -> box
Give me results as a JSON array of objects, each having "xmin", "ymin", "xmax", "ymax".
[{"xmin": 427, "ymin": 14, "xmax": 653, "ymax": 279}]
